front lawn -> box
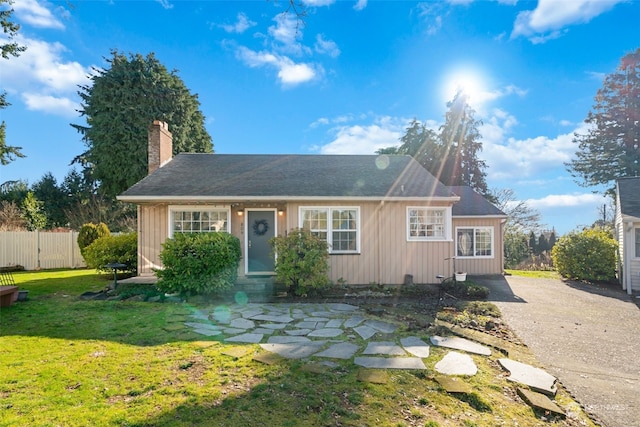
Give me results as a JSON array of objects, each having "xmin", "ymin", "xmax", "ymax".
[{"xmin": 0, "ymin": 269, "xmax": 594, "ymax": 426}]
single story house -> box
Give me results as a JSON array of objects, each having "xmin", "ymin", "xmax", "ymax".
[
  {"xmin": 117, "ymin": 121, "xmax": 506, "ymax": 285},
  {"xmin": 615, "ymin": 176, "xmax": 640, "ymax": 294}
]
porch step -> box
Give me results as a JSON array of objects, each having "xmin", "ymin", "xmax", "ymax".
[{"xmin": 225, "ymin": 276, "xmax": 283, "ymax": 302}]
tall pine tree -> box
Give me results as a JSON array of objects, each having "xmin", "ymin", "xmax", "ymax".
[
  {"xmin": 72, "ymin": 51, "xmax": 213, "ymax": 198},
  {"xmin": 567, "ymin": 48, "xmax": 640, "ymax": 195},
  {"xmin": 379, "ymin": 90, "xmax": 489, "ymax": 196},
  {"xmin": 0, "ymin": 0, "xmax": 26, "ymax": 166},
  {"xmin": 439, "ymin": 90, "xmax": 488, "ymax": 194}
]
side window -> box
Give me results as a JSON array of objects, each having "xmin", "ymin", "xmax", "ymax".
[
  {"xmin": 407, "ymin": 207, "xmax": 449, "ymax": 241},
  {"xmin": 456, "ymin": 227, "xmax": 493, "ymax": 258}
]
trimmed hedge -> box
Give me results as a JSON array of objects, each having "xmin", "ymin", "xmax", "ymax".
[
  {"xmin": 155, "ymin": 232, "xmax": 241, "ymax": 296},
  {"xmin": 551, "ymin": 228, "xmax": 617, "ymax": 282},
  {"xmin": 83, "ymin": 232, "xmax": 137, "ymax": 274}
]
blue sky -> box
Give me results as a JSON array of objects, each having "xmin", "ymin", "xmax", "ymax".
[{"xmin": 1, "ymin": 0, "xmax": 638, "ymax": 235}]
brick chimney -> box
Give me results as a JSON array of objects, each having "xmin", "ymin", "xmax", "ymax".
[{"xmin": 148, "ymin": 120, "xmax": 173, "ymax": 174}]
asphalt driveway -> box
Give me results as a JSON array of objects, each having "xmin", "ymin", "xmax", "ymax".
[{"xmin": 479, "ymin": 275, "xmax": 640, "ymax": 427}]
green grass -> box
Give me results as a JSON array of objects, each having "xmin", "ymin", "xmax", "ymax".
[
  {"xmin": 0, "ymin": 269, "xmax": 594, "ymax": 426},
  {"xmin": 505, "ymin": 269, "xmax": 562, "ymax": 279}
]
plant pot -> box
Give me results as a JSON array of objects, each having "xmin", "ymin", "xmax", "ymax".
[
  {"xmin": 455, "ymin": 272, "xmax": 467, "ymax": 282},
  {"xmin": 17, "ymin": 290, "xmax": 29, "ymax": 301}
]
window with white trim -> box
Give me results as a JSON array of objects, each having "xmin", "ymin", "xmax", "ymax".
[
  {"xmin": 300, "ymin": 207, "xmax": 359, "ymax": 253},
  {"xmin": 169, "ymin": 206, "xmax": 229, "ymax": 236},
  {"xmin": 407, "ymin": 207, "xmax": 449, "ymax": 241},
  {"xmin": 456, "ymin": 227, "xmax": 494, "ymax": 258},
  {"xmin": 635, "ymin": 228, "xmax": 640, "ymax": 258}
]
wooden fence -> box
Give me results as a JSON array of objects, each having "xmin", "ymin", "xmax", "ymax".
[{"xmin": 0, "ymin": 231, "xmax": 86, "ymax": 270}]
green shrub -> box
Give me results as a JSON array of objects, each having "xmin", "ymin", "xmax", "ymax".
[
  {"xmin": 441, "ymin": 279, "xmax": 489, "ymax": 300},
  {"xmin": 551, "ymin": 228, "xmax": 617, "ymax": 282},
  {"xmin": 78, "ymin": 222, "xmax": 110, "ymax": 256},
  {"xmin": 155, "ymin": 232, "xmax": 241, "ymax": 296},
  {"xmin": 83, "ymin": 232, "xmax": 137, "ymax": 274},
  {"xmin": 270, "ymin": 228, "xmax": 330, "ymax": 296}
]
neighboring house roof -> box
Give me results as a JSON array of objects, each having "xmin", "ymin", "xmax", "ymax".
[
  {"xmin": 617, "ymin": 177, "xmax": 640, "ymax": 220},
  {"xmin": 119, "ymin": 154, "xmax": 457, "ymax": 202},
  {"xmin": 450, "ymin": 186, "xmax": 506, "ymax": 217}
]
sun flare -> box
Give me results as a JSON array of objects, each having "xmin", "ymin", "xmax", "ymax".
[{"xmin": 441, "ymin": 67, "xmax": 489, "ymax": 107}]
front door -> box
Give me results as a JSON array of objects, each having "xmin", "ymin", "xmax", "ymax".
[{"xmin": 246, "ymin": 209, "xmax": 276, "ymax": 274}]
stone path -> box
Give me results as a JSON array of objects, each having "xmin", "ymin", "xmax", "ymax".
[
  {"xmin": 179, "ymin": 301, "xmax": 566, "ymax": 415},
  {"xmin": 181, "ymin": 301, "xmax": 495, "ymax": 372}
]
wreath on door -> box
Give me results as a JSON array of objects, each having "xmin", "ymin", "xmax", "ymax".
[{"xmin": 252, "ymin": 219, "xmax": 269, "ymax": 236}]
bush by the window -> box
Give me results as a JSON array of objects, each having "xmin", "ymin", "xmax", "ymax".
[
  {"xmin": 83, "ymin": 232, "xmax": 137, "ymax": 274},
  {"xmin": 155, "ymin": 232, "xmax": 241, "ymax": 296},
  {"xmin": 78, "ymin": 222, "xmax": 110, "ymax": 256},
  {"xmin": 270, "ymin": 228, "xmax": 330, "ymax": 296},
  {"xmin": 551, "ymin": 228, "xmax": 617, "ymax": 282}
]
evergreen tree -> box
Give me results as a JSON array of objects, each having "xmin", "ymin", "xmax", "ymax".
[
  {"xmin": 567, "ymin": 48, "xmax": 640, "ymax": 195},
  {"xmin": 32, "ymin": 173, "xmax": 68, "ymax": 228},
  {"xmin": 0, "ymin": 0, "xmax": 26, "ymax": 166},
  {"xmin": 548, "ymin": 230, "xmax": 557, "ymax": 249},
  {"xmin": 21, "ymin": 191, "xmax": 47, "ymax": 231},
  {"xmin": 0, "ymin": 179, "xmax": 28, "ymax": 204},
  {"xmin": 72, "ymin": 50, "xmax": 213, "ymax": 198},
  {"xmin": 528, "ymin": 231, "xmax": 537, "ymax": 255},
  {"xmin": 439, "ymin": 90, "xmax": 488, "ymax": 195},
  {"xmin": 538, "ymin": 233, "xmax": 549, "ymax": 254},
  {"xmin": 378, "ymin": 91, "xmax": 488, "ymax": 196}
]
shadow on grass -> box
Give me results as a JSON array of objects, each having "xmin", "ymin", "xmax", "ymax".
[{"xmin": 125, "ymin": 361, "xmax": 371, "ymax": 427}]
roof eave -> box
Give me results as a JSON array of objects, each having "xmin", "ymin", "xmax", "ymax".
[{"xmin": 117, "ymin": 195, "xmax": 461, "ymax": 203}]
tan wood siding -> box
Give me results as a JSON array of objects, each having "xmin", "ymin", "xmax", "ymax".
[
  {"xmin": 138, "ymin": 204, "xmax": 167, "ymax": 276},
  {"xmin": 136, "ymin": 200, "xmax": 504, "ymax": 284}
]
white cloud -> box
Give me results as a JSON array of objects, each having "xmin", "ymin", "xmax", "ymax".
[
  {"xmin": 1, "ymin": 35, "xmax": 91, "ymax": 117},
  {"xmin": 235, "ymin": 46, "xmax": 320, "ymax": 86},
  {"xmin": 269, "ymin": 13, "xmax": 302, "ymax": 51},
  {"xmin": 481, "ymin": 114, "xmax": 591, "ymax": 181},
  {"xmin": 416, "ymin": 3, "xmax": 447, "ymax": 35},
  {"xmin": 353, "ymin": 0, "xmax": 368, "ymax": 11},
  {"xmin": 302, "ymin": 0, "xmax": 336, "ymax": 6},
  {"xmin": 22, "ymin": 93, "xmax": 78, "ymax": 118},
  {"xmin": 310, "ymin": 117, "xmax": 330, "ymax": 128},
  {"xmin": 13, "ymin": 0, "xmax": 64, "ymax": 29},
  {"xmin": 156, "ymin": 0, "xmax": 174, "ymax": 10},
  {"xmin": 526, "ymin": 192, "xmax": 606, "ymax": 209},
  {"xmin": 512, "ymin": 0, "xmax": 624, "ymax": 42},
  {"xmin": 317, "ymin": 116, "xmax": 409, "ymax": 154},
  {"xmin": 220, "ymin": 12, "xmax": 256, "ymax": 34},
  {"xmin": 314, "ymin": 34, "xmax": 340, "ymax": 58}
]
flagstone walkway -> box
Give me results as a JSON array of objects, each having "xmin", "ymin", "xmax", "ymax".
[
  {"xmin": 179, "ymin": 301, "xmax": 567, "ymax": 415},
  {"xmin": 183, "ymin": 301, "xmax": 495, "ymax": 372}
]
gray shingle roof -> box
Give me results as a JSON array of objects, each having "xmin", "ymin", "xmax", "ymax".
[
  {"xmin": 118, "ymin": 154, "xmax": 454, "ymax": 200},
  {"xmin": 450, "ymin": 186, "xmax": 506, "ymax": 217},
  {"xmin": 617, "ymin": 177, "xmax": 640, "ymax": 219}
]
